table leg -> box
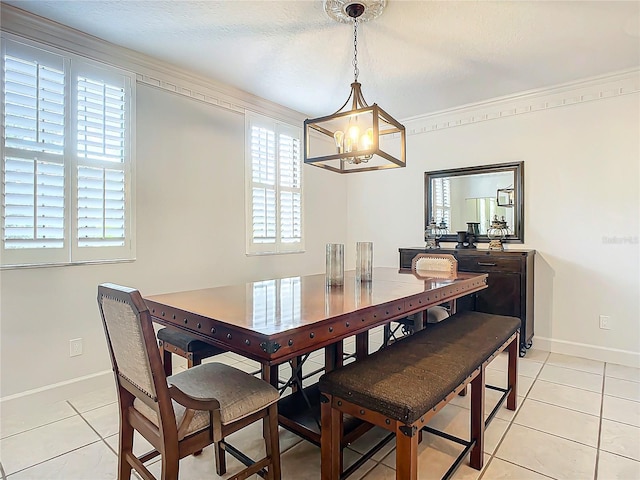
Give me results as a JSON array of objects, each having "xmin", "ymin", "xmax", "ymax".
[
  {"xmin": 262, "ymin": 363, "xmax": 279, "ymax": 389},
  {"xmin": 355, "ymin": 332, "xmax": 369, "ymax": 360}
]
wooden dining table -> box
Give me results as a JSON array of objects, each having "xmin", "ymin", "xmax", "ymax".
[{"xmin": 145, "ymin": 267, "xmax": 487, "ymax": 445}]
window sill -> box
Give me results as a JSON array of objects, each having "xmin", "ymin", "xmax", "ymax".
[{"xmin": 1, "ymin": 258, "xmax": 136, "ymax": 270}]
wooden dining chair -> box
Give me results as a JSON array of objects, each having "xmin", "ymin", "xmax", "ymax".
[{"xmin": 97, "ymin": 283, "xmax": 281, "ymax": 480}]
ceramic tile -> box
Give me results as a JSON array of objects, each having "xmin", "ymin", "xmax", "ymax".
[
  {"xmin": 81, "ymin": 402, "xmax": 120, "ymax": 438},
  {"xmin": 602, "ymin": 395, "xmax": 640, "ymax": 427},
  {"xmin": 485, "ymin": 369, "xmax": 535, "ymax": 398},
  {"xmin": 528, "ymin": 380, "xmax": 602, "ymax": 416},
  {"xmin": 537, "ymin": 364, "xmax": 603, "ymax": 393},
  {"xmin": 606, "ymin": 363, "xmax": 640, "ymax": 383},
  {"xmin": 604, "ymin": 377, "xmax": 640, "ymax": 402},
  {"xmin": 487, "ymin": 355, "xmax": 543, "ymax": 379},
  {"xmin": 279, "ymin": 438, "xmax": 376, "ymax": 480},
  {"xmin": 105, "ymin": 431, "xmax": 155, "ymax": 457},
  {"xmin": 360, "ymin": 462, "xmax": 396, "ymax": 479},
  {"xmin": 8, "ymin": 440, "xmax": 117, "ymax": 480},
  {"xmin": 597, "ymin": 450, "xmax": 640, "ymax": 480},
  {"xmin": 495, "ymin": 424, "xmax": 596, "ymax": 480},
  {"xmin": 487, "ymin": 352, "xmax": 508, "ymax": 371},
  {"xmin": 424, "ymin": 402, "xmax": 510, "ymax": 455},
  {"xmin": 143, "ymin": 424, "xmax": 307, "ymax": 480},
  {"xmin": 0, "ymin": 416, "xmax": 101, "ymax": 475},
  {"xmin": 546, "ymin": 353, "xmax": 604, "ymax": 375},
  {"xmin": 481, "ymin": 457, "xmax": 554, "ymax": 479},
  {"xmin": 380, "ymin": 440, "xmax": 489, "ymax": 479},
  {"xmin": 446, "ymin": 384, "xmax": 524, "ymax": 422},
  {"xmin": 230, "ymin": 360, "xmax": 262, "ymax": 375},
  {"xmin": 600, "ymin": 419, "xmax": 640, "ymax": 461},
  {"xmin": 145, "ymin": 444, "xmax": 249, "ymax": 480},
  {"xmin": 66, "ymin": 384, "xmax": 118, "ymax": 413},
  {"xmin": 0, "ymin": 399, "xmax": 76, "ymax": 439},
  {"xmin": 347, "ymin": 426, "xmax": 396, "ymax": 462},
  {"xmin": 521, "ymin": 348, "xmax": 549, "ymax": 363},
  {"xmin": 513, "ymin": 398, "xmax": 600, "ymax": 446}
]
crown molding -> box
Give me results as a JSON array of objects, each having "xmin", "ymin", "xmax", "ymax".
[
  {"xmin": 0, "ymin": 4, "xmax": 307, "ymax": 126},
  {"xmin": 401, "ymin": 69, "xmax": 640, "ymax": 136}
]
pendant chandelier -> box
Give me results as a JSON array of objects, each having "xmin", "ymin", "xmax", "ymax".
[{"xmin": 303, "ymin": 0, "xmax": 406, "ymax": 173}]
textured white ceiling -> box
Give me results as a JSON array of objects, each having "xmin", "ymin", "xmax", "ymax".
[{"xmin": 4, "ymin": 0, "xmax": 640, "ymax": 119}]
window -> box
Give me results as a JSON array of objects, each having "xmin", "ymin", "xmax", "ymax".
[
  {"xmin": 432, "ymin": 177, "xmax": 451, "ymax": 231},
  {"xmin": 246, "ymin": 113, "xmax": 303, "ymax": 254},
  {"xmin": 1, "ymin": 38, "xmax": 135, "ymax": 267}
]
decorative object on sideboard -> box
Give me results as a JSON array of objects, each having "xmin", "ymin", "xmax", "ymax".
[
  {"xmin": 488, "ymin": 215, "xmax": 510, "ymax": 251},
  {"xmin": 455, "ymin": 231, "xmax": 468, "ymax": 249},
  {"xmin": 326, "ymin": 243, "xmax": 345, "ymax": 286},
  {"xmin": 425, "ymin": 218, "xmax": 447, "ymax": 249},
  {"xmin": 355, "ymin": 241, "xmax": 373, "ymax": 282},
  {"xmin": 465, "ymin": 222, "xmax": 480, "ymax": 248},
  {"xmin": 303, "ymin": 1, "xmax": 406, "ymax": 173}
]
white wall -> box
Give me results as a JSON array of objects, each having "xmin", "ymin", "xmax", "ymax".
[
  {"xmin": 0, "ymin": 85, "xmax": 348, "ymax": 397},
  {"xmin": 346, "ymin": 79, "xmax": 639, "ymax": 366}
]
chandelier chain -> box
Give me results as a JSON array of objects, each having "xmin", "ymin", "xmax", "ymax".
[{"xmin": 353, "ymin": 18, "xmax": 359, "ymax": 82}]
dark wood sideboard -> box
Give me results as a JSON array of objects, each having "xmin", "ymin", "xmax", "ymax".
[{"xmin": 399, "ymin": 247, "xmax": 535, "ymax": 356}]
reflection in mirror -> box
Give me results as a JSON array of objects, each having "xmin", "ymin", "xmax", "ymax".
[{"xmin": 425, "ymin": 162, "xmax": 524, "ymax": 243}]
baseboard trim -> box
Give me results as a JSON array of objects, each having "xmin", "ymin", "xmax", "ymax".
[
  {"xmin": 1, "ymin": 370, "xmax": 112, "ymax": 404},
  {"xmin": 534, "ymin": 336, "xmax": 640, "ymax": 368}
]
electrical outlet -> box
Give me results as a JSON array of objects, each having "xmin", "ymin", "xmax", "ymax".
[
  {"xmin": 69, "ymin": 338, "xmax": 83, "ymax": 357},
  {"xmin": 599, "ymin": 315, "xmax": 611, "ymax": 330}
]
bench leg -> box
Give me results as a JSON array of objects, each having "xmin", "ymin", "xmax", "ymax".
[
  {"xmin": 321, "ymin": 395, "xmax": 342, "ymax": 480},
  {"xmin": 396, "ymin": 427, "xmax": 418, "ymax": 480},
  {"xmin": 470, "ymin": 368, "xmax": 485, "ymax": 470},
  {"xmin": 507, "ymin": 334, "xmax": 519, "ymax": 410}
]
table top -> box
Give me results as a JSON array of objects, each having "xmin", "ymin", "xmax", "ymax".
[{"xmin": 146, "ymin": 267, "xmax": 484, "ymax": 336}]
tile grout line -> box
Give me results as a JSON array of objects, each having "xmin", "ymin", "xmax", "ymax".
[
  {"xmin": 485, "ymin": 351, "xmax": 550, "ymax": 479},
  {"xmin": 1, "ymin": 440, "xmax": 106, "ymax": 478},
  {"xmin": 593, "ymin": 363, "xmax": 607, "ymax": 480},
  {"xmin": 66, "ymin": 400, "xmax": 119, "ymax": 457}
]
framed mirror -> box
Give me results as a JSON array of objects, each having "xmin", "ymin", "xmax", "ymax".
[{"xmin": 425, "ymin": 161, "xmax": 524, "ymax": 244}]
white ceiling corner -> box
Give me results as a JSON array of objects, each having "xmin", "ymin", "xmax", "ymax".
[{"xmin": 2, "ymin": 0, "xmax": 639, "ymax": 119}]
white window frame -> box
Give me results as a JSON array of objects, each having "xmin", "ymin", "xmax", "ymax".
[
  {"xmin": 245, "ymin": 112, "xmax": 304, "ymax": 255},
  {"xmin": 1, "ymin": 35, "xmax": 136, "ymax": 268}
]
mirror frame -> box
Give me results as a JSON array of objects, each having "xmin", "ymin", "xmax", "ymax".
[{"xmin": 425, "ymin": 161, "xmax": 524, "ymax": 244}]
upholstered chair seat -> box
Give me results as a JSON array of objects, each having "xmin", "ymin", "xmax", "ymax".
[{"xmin": 134, "ymin": 362, "xmax": 279, "ymax": 439}]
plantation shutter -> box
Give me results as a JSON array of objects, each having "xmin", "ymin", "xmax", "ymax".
[
  {"xmin": 432, "ymin": 177, "xmax": 451, "ymax": 230},
  {"xmin": 246, "ymin": 114, "xmax": 303, "ymax": 254},
  {"xmin": 278, "ymin": 128, "xmax": 302, "ymax": 248},
  {"xmin": 2, "ymin": 42, "xmax": 68, "ymax": 264},
  {"xmin": 2, "ymin": 37, "xmax": 135, "ymax": 267},
  {"xmin": 72, "ymin": 63, "xmax": 132, "ymax": 262},
  {"xmin": 250, "ymin": 125, "xmax": 277, "ymax": 246},
  {"xmin": 75, "ymin": 75, "xmax": 127, "ymax": 248}
]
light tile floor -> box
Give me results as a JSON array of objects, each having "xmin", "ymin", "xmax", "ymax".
[{"xmin": 1, "ymin": 329, "xmax": 639, "ymax": 479}]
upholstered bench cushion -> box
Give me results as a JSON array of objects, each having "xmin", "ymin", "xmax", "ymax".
[
  {"xmin": 135, "ymin": 362, "xmax": 280, "ymax": 438},
  {"xmin": 157, "ymin": 327, "xmax": 225, "ymax": 356},
  {"xmin": 319, "ymin": 311, "xmax": 520, "ymax": 424}
]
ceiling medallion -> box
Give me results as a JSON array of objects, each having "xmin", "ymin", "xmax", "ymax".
[{"xmin": 323, "ymin": 0, "xmax": 387, "ymax": 24}]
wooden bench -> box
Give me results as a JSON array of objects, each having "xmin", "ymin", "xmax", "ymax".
[{"xmin": 319, "ymin": 311, "xmax": 520, "ymax": 480}]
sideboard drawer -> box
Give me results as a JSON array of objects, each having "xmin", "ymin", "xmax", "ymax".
[{"xmin": 457, "ymin": 256, "xmax": 521, "ymax": 273}]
